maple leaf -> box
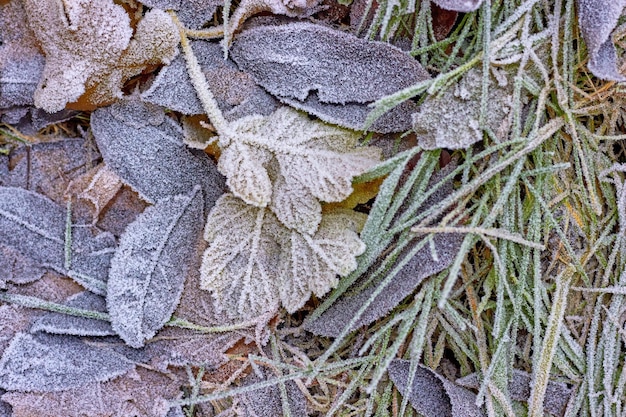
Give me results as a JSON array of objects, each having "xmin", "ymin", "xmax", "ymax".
[
  {"xmin": 200, "ymin": 194, "xmax": 366, "ymax": 319},
  {"xmin": 216, "ymin": 107, "xmax": 381, "ymax": 234}
]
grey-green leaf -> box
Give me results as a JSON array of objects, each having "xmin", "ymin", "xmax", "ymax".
[
  {"xmin": 107, "ymin": 187, "xmax": 204, "ymax": 348},
  {"xmin": 0, "ymin": 333, "xmax": 134, "ymax": 392},
  {"xmin": 230, "ymin": 22, "xmax": 429, "ymax": 133},
  {"xmin": 90, "ymin": 99, "xmax": 225, "ymax": 212}
]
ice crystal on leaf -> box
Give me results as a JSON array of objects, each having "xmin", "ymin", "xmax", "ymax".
[
  {"xmin": 216, "ymin": 107, "xmax": 381, "ymax": 234},
  {"xmin": 201, "ymin": 194, "xmax": 366, "ymax": 320},
  {"xmin": 22, "ymin": 0, "xmax": 178, "ymax": 112}
]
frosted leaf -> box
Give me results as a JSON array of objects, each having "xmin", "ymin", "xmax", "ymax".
[
  {"xmin": 577, "ymin": 0, "xmax": 626, "ymax": 81},
  {"xmin": 201, "ymin": 194, "xmax": 366, "ymax": 320},
  {"xmin": 30, "ymin": 292, "xmax": 115, "ymax": 337},
  {"xmin": 216, "ymin": 107, "xmax": 380, "ymax": 233},
  {"xmin": 0, "ymin": 187, "xmax": 115, "ymax": 294},
  {"xmin": 279, "ymin": 94, "xmax": 420, "ymax": 133},
  {"xmin": 239, "ymin": 369, "xmax": 308, "ymax": 417},
  {"xmin": 91, "ymin": 99, "xmax": 225, "ymax": 212},
  {"xmin": 140, "ymin": 0, "xmax": 222, "ymax": 29},
  {"xmin": 0, "ymin": 245, "xmax": 46, "ymax": 287},
  {"xmin": 225, "ymin": 0, "xmax": 323, "ymax": 47},
  {"xmin": 230, "ymin": 22, "xmax": 430, "ymax": 103},
  {"xmin": 456, "ymin": 369, "xmax": 572, "ymax": 416},
  {"xmin": 2, "ymin": 367, "xmax": 182, "ymax": 417},
  {"xmin": 304, "ymin": 232, "xmax": 463, "ymax": 336},
  {"xmin": 388, "ymin": 360, "xmax": 484, "ymax": 417},
  {"xmin": 0, "ymin": 333, "xmax": 134, "ymax": 392},
  {"xmin": 0, "ymin": 0, "xmax": 44, "ymax": 109},
  {"xmin": 0, "ymin": 305, "xmax": 38, "ymax": 354},
  {"xmin": 412, "ymin": 68, "xmax": 513, "ymax": 149},
  {"xmin": 107, "ymin": 187, "xmax": 204, "ymax": 348},
  {"xmin": 142, "ymin": 40, "xmax": 279, "ymax": 120},
  {"xmin": 22, "ymin": 0, "xmax": 133, "ymax": 112},
  {"xmin": 82, "ymin": 8, "xmax": 179, "ymax": 107},
  {"xmin": 431, "ymin": 0, "xmax": 483, "ymax": 12}
]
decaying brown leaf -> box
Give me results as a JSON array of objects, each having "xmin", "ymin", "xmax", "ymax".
[{"xmin": 22, "ymin": 0, "xmax": 178, "ymax": 112}]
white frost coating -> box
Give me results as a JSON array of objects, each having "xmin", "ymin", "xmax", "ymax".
[
  {"xmin": 107, "ymin": 188, "xmax": 204, "ymax": 348},
  {"xmin": 0, "ymin": 333, "xmax": 134, "ymax": 392},
  {"xmin": 22, "ymin": 0, "xmax": 133, "ymax": 112},
  {"xmin": 201, "ymin": 194, "xmax": 367, "ymax": 320},
  {"xmin": 577, "ymin": 0, "xmax": 626, "ymax": 81},
  {"xmin": 216, "ymin": 107, "xmax": 381, "ymax": 234}
]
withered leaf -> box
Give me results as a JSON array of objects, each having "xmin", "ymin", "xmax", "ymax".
[
  {"xmin": 0, "ymin": 187, "xmax": 115, "ymax": 294},
  {"xmin": 2, "ymin": 367, "xmax": 182, "ymax": 417},
  {"xmin": 215, "ymin": 106, "xmax": 380, "ymax": 234},
  {"xmin": 107, "ymin": 187, "xmax": 204, "ymax": 348},
  {"xmin": 230, "ymin": 22, "xmax": 429, "ymax": 132},
  {"xmin": 0, "ymin": 333, "xmax": 134, "ymax": 392},
  {"xmin": 576, "ymin": 0, "xmax": 626, "ymax": 81},
  {"xmin": 30, "ymin": 291, "xmax": 114, "ymax": 337},
  {"xmin": 91, "ymin": 99, "xmax": 225, "ymax": 211},
  {"xmin": 22, "ymin": 1, "xmax": 179, "ymax": 111},
  {"xmin": 201, "ymin": 194, "xmax": 366, "ymax": 320},
  {"xmin": 22, "ymin": 0, "xmax": 133, "ymax": 112},
  {"xmin": 142, "ymin": 40, "xmax": 279, "ymax": 120},
  {"xmin": 413, "ymin": 68, "xmax": 513, "ymax": 149},
  {"xmin": 388, "ymin": 359, "xmax": 484, "ymax": 417}
]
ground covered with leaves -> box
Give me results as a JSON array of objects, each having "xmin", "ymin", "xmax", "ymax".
[{"xmin": 1, "ymin": 0, "xmax": 626, "ymax": 415}]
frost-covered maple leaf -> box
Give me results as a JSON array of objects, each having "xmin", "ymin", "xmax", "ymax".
[
  {"xmin": 201, "ymin": 194, "xmax": 366, "ymax": 320},
  {"xmin": 216, "ymin": 106, "xmax": 381, "ymax": 234}
]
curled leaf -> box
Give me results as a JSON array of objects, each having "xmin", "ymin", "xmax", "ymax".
[
  {"xmin": 22, "ymin": 0, "xmax": 133, "ymax": 112},
  {"xmin": 576, "ymin": 0, "xmax": 626, "ymax": 81},
  {"xmin": 0, "ymin": 333, "xmax": 134, "ymax": 392},
  {"xmin": 91, "ymin": 99, "xmax": 225, "ymax": 211},
  {"xmin": 107, "ymin": 187, "xmax": 204, "ymax": 348},
  {"xmin": 201, "ymin": 194, "xmax": 366, "ymax": 320}
]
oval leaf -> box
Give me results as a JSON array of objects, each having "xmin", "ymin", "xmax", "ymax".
[{"xmin": 107, "ymin": 187, "xmax": 204, "ymax": 348}]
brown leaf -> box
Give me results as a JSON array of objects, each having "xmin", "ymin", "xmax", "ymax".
[{"xmin": 22, "ymin": 0, "xmax": 178, "ymax": 112}]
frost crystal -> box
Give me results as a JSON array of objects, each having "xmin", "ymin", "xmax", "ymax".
[{"xmin": 201, "ymin": 194, "xmax": 367, "ymax": 320}]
